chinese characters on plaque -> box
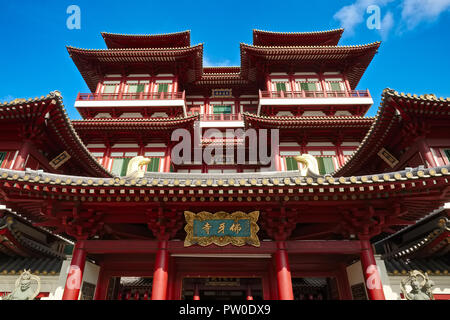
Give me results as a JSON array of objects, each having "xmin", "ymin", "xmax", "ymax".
[
  {"xmin": 377, "ymin": 147, "xmax": 399, "ymax": 168},
  {"xmin": 49, "ymin": 151, "xmax": 71, "ymax": 169},
  {"xmin": 211, "ymin": 89, "xmax": 232, "ymax": 98},
  {"xmin": 184, "ymin": 211, "xmax": 260, "ymax": 247}
]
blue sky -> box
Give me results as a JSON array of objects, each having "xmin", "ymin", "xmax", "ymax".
[{"xmin": 1, "ymin": 0, "xmax": 449, "ymax": 119}]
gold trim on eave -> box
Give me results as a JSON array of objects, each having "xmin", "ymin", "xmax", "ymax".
[{"xmin": 184, "ymin": 211, "xmax": 260, "ymax": 247}]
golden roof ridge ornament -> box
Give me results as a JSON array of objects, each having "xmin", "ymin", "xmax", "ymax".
[
  {"xmin": 294, "ymin": 154, "xmax": 322, "ymax": 177},
  {"xmin": 125, "ymin": 156, "xmax": 151, "ymax": 178}
]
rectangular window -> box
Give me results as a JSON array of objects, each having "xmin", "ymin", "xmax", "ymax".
[
  {"xmin": 110, "ymin": 158, "xmax": 131, "ymax": 176},
  {"xmin": 299, "ymin": 82, "xmax": 317, "ymax": 91},
  {"xmin": 158, "ymin": 83, "xmax": 169, "ymax": 93},
  {"xmin": 0, "ymin": 152, "xmax": 7, "ymax": 168},
  {"xmin": 317, "ymin": 157, "xmax": 335, "ymax": 175},
  {"xmin": 102, "ymin": 84, "xmax": 117, "ymax": 100},
  {"xmin": 128, "ymin": 84, "xmax": 145, "ymax": 93},
  {"xmin": 275, "ymin": 82, "xmax": 287, "ymax": 92},
  {"xmin": 213, "ymin": 105, "xmax": 232, "ymax": 114},
  {"xmin": 146, "ymin": 158, "xmax": 160, "ymax": 172},
  {"xmin": 329, "ymin": 82, "xmax": 343, "ymax": 91},
  {"xmin": 128, "ymin": 83, "xmax": 146, "ymax": 100},
  {"xmin": 285, "ymin": 157, "xmax": 299, "ymax": 171},
  {"xmin": 444, "ymin": 149, "xmax": 450, "ymax": 162},
  {"xmin": 103, "ymin": 84, "xmax": 117, "ymax": 93}
]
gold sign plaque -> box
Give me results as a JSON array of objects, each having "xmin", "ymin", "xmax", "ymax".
[
  {"xmin": 49, "ymin": 151, "xmax": 71, "ymax": 169},
  {"xmin": 211, "ymin": 89, "xmax": 233, "ymax": 98},
  {"xmin": 184, "ymin": 211, "xmax": 260, "ymax": 247},
  {"xmin": 377, "ymin": 147, "xmax": 399, "ymax": 168}
]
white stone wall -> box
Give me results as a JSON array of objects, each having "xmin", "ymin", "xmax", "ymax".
[
  {"xmin": 346, "ymin": 260, "xmax": 368, "ymax": 299},
  {"xmin": 42, "ymin": 257, "xmax": 100, "ymax": 300}
]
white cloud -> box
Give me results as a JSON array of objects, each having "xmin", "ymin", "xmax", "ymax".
[
  {"xmin": 203, "ymin": 56, "xmax": 232, "ymax": 67},
  {"xmin": 334, "ymin": 0, "xmax": 450, "ymax": 38},
  {"xmin": 334, "ymin": 0, "xmax": 394, "ymax": 35},
  {"xmin": 379, "ymin": 11, "xmax": 395, "ymax": 39},
  {"xmin": 401, "ymin": 0, "xmax": 450, "ymax": 29}
]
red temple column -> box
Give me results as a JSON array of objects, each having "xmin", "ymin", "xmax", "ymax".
[
  {"xmin": 151, "ymin": 240, "xmax": 169, "ymax": 300},
  {"xmin": 274, "ymin": 151, "xmax": 282, "ymax": 172},
  {"xmin": 62, "ymin": 242, "xmax": 87, "ymax": 300},
  {"xmin": 164, "ymin": 144, "xmax": 172, "ymax": 172},
  {"xmin": 274, "ymin": 241, "xmax": 294, "ymax": 300},
  {"xmin": 266, "ymin": 76, "xmax": 272, "ymax": 97},
  {"xmin": 12, "ymin": 139, "xmax": 32, "ymax": 171},
  {"xmin": 360, "ymin": 240, "xmax": 385, "ymax": 300},
  {"xmin": 193, "ymin": 283, "xmax": 200, "ymax": 300},
  {"xmin": 102, "ymin": 143, "xmax": 111, "ymax": 169},
  {"xmin": 246, "ymin": 286, "xmax": 253, "ymax": 300},
  {"xmin": 418, "ymin": 137, "xmax": 437, "ymax": 168}
]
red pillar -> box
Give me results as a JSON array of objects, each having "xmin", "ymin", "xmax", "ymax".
[
  {"xmin": 151, "ymin": 240, "xmax": 169, "ymax": 300},
  {"xmin": 336, "ymin": 144, "xmax": 345, "ymax": 168},
  {"xmin": 274, "ymin": 151, "xmax": 282, "ymax": 172},
  {"xmin": 266, "ymin": 76, "xmax": 272, "ymax": 96},
  {"xmin": 12, "ymin": 139, "xmax": 32, "ymax": 171},
  {"xmin": 102, "ymin": 144, "xmax": 111, "ymax": 169},
  {"xmin": 62, "ymin": 242, "xmax": 87, "ymax": 300},
  {"xmin": 360, "ymin": 240, "xmax": 385, "ymax": 300},
  {"xmin": 164, "ymin": 144, "xmax": 172, "ymax": 172},
  {"xmin": 167, "ymin": 256, "xmax": 175, "ymax": 300},
  {"xmin": 274, "ymin": 241, "xmax": 294, "ymax": 300},
  {"xmin": 418, "ymin": 137, "xmax": 437, "ymax": 168},
  {"xmin": 246, "ymin": 286, "xmax": 253, "ymax": 300},
  {"xmin": 193, "ymin": 284, "xmax": 200, "ymax": 300}
]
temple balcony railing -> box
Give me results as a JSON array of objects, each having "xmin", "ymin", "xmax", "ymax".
[
  {"xmin": 200, "ymin": 113, "xmax": 243, "ymax": 121},
  {"xmin": 198, "ymin": 113, "xmax": 244, "ymax": 128},
  {"xmin": 75, "ymin": 91, "xmax": 187, "ymax": 116},
  {"xmin": 257, "ymin": 89, "xmax": 373, "ymax": 115},
  {"xmin": 260, "ymin": 89, "xmax": 371, "ymax": 99},
  {"xmin": 77, "ymin": 91, "xmax": 185, "ymax": 101}
]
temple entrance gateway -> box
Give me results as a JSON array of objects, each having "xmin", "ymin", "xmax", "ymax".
[
  {"xmin": 105, "ymin": 277, "xmax": 154, "ymax": 300},
  {"xmin": 182, "ymin": 278, "xmax": 263, "ymax": 300},
  {"xmin": 292, "ymin": 278, "xmax": 338, "ymax": 300}
]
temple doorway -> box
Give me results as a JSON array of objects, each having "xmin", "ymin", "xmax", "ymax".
[
  {"xmin": 181, "ymin": 277, "xmax": 263, "ymax": 300},
  {"xmin": 292, "ymin": 277, "xmax": 339, "ymax": 300},
  {"xmin": 106, "ymin": 277, "xmax": 153, "ymax": 300}
]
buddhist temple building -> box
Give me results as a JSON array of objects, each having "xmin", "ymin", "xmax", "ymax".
[{"xmin": 0, "ymin": 29, "xmax": 449, "ymax": 300}]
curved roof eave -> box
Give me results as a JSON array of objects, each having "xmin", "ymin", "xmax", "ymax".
[
  {"xmin": 101, "ymin": 30, "xmax": 191, "ymax": 49},
  {"xmin": 253, "ymin": 28, "xmax": 344, "ymax": 46},
  {"xmin": 0, "ymin": 92, "xmax": 112, "ymax": 178},
  {"xmin": 333, "ymin": 88, "xmax": 450, "ymax": 177}
]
